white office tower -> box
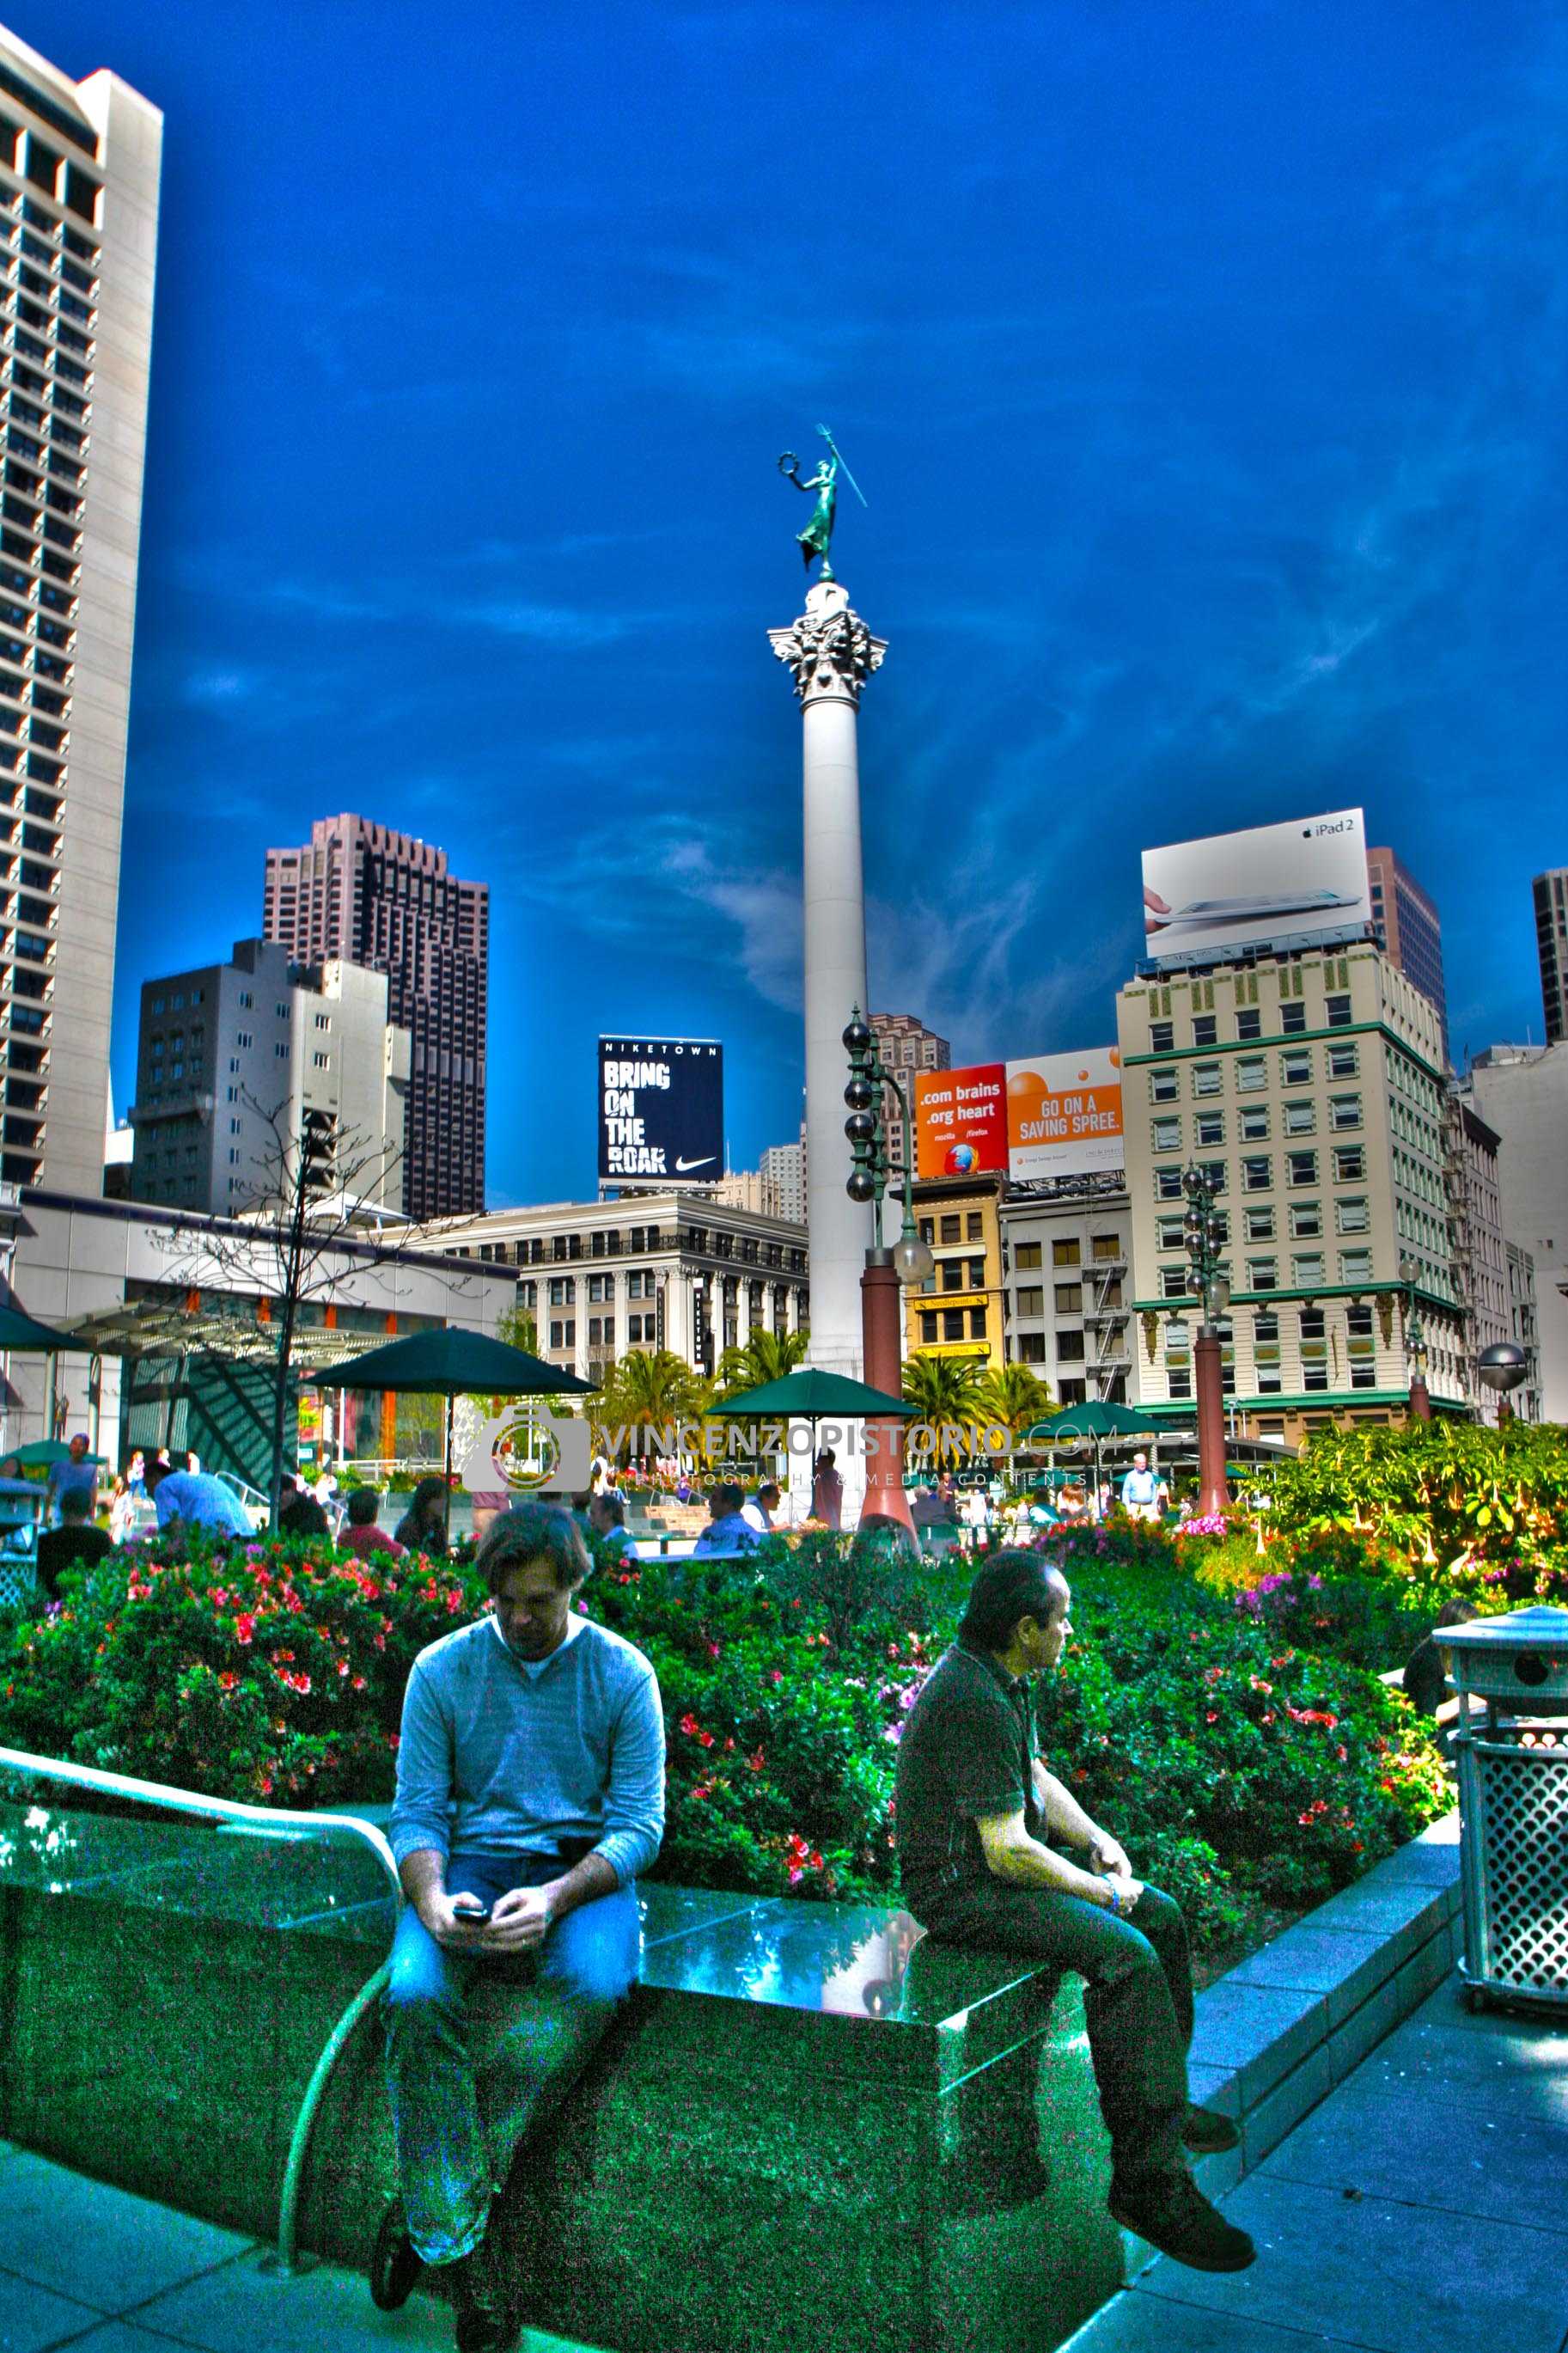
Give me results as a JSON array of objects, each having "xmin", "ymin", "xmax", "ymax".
[{"xmin": 0, "ymin": 32, "xmax": 162, "ymax": 1193}]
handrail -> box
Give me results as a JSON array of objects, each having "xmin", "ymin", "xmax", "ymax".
[{"xmin": 0, "ymin": 1743, "xmax": 401, "ymax": 1904}]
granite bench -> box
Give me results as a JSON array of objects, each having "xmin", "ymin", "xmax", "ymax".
[{"xmin": 0, "ymin": 1805, "xmax": 1120, "ymax": 2353}]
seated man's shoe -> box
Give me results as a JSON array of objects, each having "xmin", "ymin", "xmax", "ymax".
[
  {"xmin": 1182, "ymin": 2103, "xmax": 1241, "ymax": 2155},
  {"xmin": 1108, "ymin": 2170, "xmax": 1256, "ymax": 2272},
  {"xmin": 369, "ymin": 2197, "xmax": 423, "ymax": 2312},
  {"xmin": 447, "ymin": 2238, "xmax": 519, "ymax": 2353}
]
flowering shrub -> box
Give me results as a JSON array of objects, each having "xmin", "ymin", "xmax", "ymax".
[{"xmin": 0, "ymin": 1521, "xmax": 1452, "ymax": 1941}]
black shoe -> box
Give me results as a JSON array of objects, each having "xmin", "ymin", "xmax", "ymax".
[
  {"xmin": 1182, "ymin": 2103, "xmax": 1241, "ymax": 2155},
  {"xmin": 369, "ymin": 2197, "xmax": 423, "ymax": 2312},
  {"xmin": 448, "ymin": 2238, "xmax": 519, "ymax": 2353},
  {"xmin": 1109, "ymin": 2171, "xmax": 1256, "ymax": 2272}
]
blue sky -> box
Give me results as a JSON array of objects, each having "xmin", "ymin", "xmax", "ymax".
[{"xmin": 27, "ymin": 1, "xmax": 1568, "ymax": 1202}]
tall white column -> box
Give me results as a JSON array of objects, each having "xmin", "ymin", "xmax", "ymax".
[{"xmin": 769, "ymin": 579, "xmax": 887, "ymax": 1381}]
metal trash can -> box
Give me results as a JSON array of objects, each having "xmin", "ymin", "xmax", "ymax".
[{"xmin": 1436, "ymin": 1605, "xmax": 1568, "ymax": 2013}]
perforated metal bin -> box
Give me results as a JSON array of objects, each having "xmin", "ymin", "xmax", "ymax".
[{"xmin": 1435, "ymin": 1605, "xmax": 1568, "ymax": 2013}]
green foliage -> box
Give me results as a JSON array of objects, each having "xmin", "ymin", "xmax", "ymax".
[{"xmin": 1271, "ymin": 1421, "xmax": 1568, "ymax": 1592}]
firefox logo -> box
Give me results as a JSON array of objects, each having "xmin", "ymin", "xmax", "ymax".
[{"xmin": 945, "ymin": 1142, "xmax": 979, "ymax": 1175}]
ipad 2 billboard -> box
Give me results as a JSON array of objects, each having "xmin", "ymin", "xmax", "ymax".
[
  {"xmin": 1141, "ymin": 810, "xmax": 1371, "ymax": 968},
  {"xmin": 599, "ymin": 1037, "xmax": 723, "ymax": 1183}
]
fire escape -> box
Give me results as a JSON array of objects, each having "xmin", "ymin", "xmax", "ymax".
[{"xmin": 1083, "ymin": 1247, "xmax": 1132, "ymax": 1402}]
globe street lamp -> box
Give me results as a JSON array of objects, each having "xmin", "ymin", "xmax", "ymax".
[
  {"xmin": 845, "ymin": 1011, "xmax": 930, "ymax": 1528},
  {"xmin": 1181, "ymin": 1164, "xmax": 1232, "ymax": 1519},
  {"xmin": 1477, "ymin": 1339, "xmax": 1528, "ymax": 1426},
  {"xmin": 1398, "ymin": 1254, "xmax": 1432, "ymax": 1423}
]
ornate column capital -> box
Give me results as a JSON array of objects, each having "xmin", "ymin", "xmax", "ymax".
[{"xmin": 768, "ymin": 580, "xmax": 887, "ymax": 706}]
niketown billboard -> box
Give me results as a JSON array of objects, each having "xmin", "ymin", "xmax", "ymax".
[
  {"xmin": 598, "ymin": 1037, "xmax": 723, "ymax": 1184},
  {"xmin": 1141, "ymin": 808, "xmax": 1372, "ymax": 969}
]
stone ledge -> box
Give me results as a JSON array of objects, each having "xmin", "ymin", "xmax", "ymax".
[{"xmin": 1120, "ymin": 1809, "xmax": 1462, "ymax": 2283}]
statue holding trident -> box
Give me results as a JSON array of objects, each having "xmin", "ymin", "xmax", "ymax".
[{"xmin": 778, "ymin": 425, "xmax": 868, "ymax": 581}]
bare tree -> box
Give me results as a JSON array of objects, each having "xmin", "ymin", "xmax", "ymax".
[{"xmin": 144, "ymin": 1094, "xmax": 479, "ymax": 1522}]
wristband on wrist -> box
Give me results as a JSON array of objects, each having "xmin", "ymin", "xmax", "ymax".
[{"xmin": 1107, "ymin": 1881, "xmax": 1122, "ymax": 1916}]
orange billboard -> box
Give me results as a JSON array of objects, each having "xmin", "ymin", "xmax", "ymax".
[
  {"xmin": 1005, "ymin": 1049, "xmax": 1124, "ymax": 1178},
  {"xmin": 914, "ymin": 1063, "xmax": 1007, "ymax": 1179}
]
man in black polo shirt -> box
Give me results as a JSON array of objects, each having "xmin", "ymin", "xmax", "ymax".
[{"xmin": 897, "ymin": 1548, "xmax": 1254, "ymax": 2272}]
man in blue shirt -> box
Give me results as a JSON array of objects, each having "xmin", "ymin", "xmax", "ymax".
[
  {"xmin": 1120, "ymin": 1452, "xmax": 1168, "ymax": 1523},
  {"xmin": 143, "ymin": 1456, "xmax": 252, "ymax": 1537},
  {"xmin": 46, "ymin": 1433, "xmax": 97, "ymax": 1522},
  {"xmin": 692, "ymin": 1480, "xmax": 760, "ymax": 1556},
  {"xmin": 380, "ymin": 1503, "xmax": 664, "ymax": 2353}
]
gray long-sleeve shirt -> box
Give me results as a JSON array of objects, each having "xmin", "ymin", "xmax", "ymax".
[{"xmin": 389, "ymin": 1613, "xmax": 665, "ymax": 1887}]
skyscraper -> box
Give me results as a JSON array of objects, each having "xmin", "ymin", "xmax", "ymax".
[
  {"xmin": 869, "ymin": 1012, "xmax": 950, "ymax": 1182},
  {"xmin": 0, "ymin": 32, "xmax": 162, "ymax": 1193},
  {"xmin": 1533, "ymin": 868, "xmax": 1568, "ymax": 1047},
  {"xmin": 263, "ymin": 816, "xmax": 488, "ymax": 1219},
  {"xmin": 1366, "ymin": 846, "xmax": 1449, "ymax": 1064}
]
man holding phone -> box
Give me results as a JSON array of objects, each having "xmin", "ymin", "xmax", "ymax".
[
  {"xmin": 895, "ymin": 1549, "xmax": 1254, "ymax": 2275},
  {"xmin": 381, "ymin": 1504, "xmax": 665, "ymax": 2353}
]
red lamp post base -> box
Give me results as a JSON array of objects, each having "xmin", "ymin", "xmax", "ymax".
[
  {"xmin": 1408, "ymin": 1379, "xmax": 1432, "ymax": 1422},
  {"xmin": 1194, "ymin": 1329, "xmax": 1233, "ymax": 1520},
  {"xmin": 861, "ymin": 1252, "xmax": 914, "ymax": 1532}
]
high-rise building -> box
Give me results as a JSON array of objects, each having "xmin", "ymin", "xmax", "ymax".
[
  {"xmin": 1533, "ymin": 869, "xmax": 1568, "ymax": 1047},
  {"xmin": 999, "ymin": 1188, "xmax": 1135, "ymax": 1407},
  {"xmin": 1118, "ymin": 941, "xmax": 1464, "ymax": 1444},
  {"xmin": 1465, "ymin": 1043, "xmax": 1568, "ymax": 1422},
  {"xmin": 760, "ymin": 1137, "xmax": 806, "ymax": 1226},
  {"xmin": 1366, "ymin": 847, "xmax": 1449, "ymax": 1065},
  {"xmin": 263, "ymin": 816, "xmax": 488, "ymax": 1220},
  {"xmin": 1443, "ymin": 1097, "xmax": 1515, "ymax": 1426},
  {"xmin": 0, "ymin": 34, "xmax": 161, "ymax": 1193},
  {"xmin": 127, "ymin": 939, "xmax": 409, "ymax": 1216},
  {"xmin": 903, "ymin": 1170, "xmax": 1007, "ymax": 1372},
  {"xmin": 870, "ymin": 1013, "xmax": 949, "ymax": 1181}
]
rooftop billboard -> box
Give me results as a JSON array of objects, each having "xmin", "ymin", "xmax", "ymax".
[
  {"xmin": 598, "ymin": 1037, "xmax": 723, "ymax": 1184},
  {"xmin": 914, "ymin": 1050, "xmax": 1125, "ymax": 1183},
  {"xmin": 1141, "ymin": 808, "xmax": 1371, "ymax": 969},
  {"xmin": 914, "ymin": 1063, "xmax": 1006, "ymax": 1180}
]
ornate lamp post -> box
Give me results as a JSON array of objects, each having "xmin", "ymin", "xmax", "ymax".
[
  {"xmin": 1399, "ymin": 1255, "xmax": 1432, "ymax": 1422},
  {"xmin": 1181, "ymin": 1164, "xmax": 1232, "ymax": 1519},
  {"xmin": 845, "ymin": 1011, "xmax": 933, "ymax": 1530},
  {"xmin": 1477, "ymin": 1339, "xmax": 1527, "ymax": 1426}
]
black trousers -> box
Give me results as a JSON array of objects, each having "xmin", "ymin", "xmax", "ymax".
[{"xmin": 916, "ymin": 1877, "xmax": 1193, "ymax": 2191}]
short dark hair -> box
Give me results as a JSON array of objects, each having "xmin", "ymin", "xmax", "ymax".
[
  {"xmin": 719, "ymin": 1481, "xmax": 745, "ymax": 1513},
  {"xmin": 346, "ymin": 1486, "xmax": 381, "ymax": 1527},
  {"xmin": 757, "ymin": 1482, "xmax": 781, "ymax": 1504},
  {"xmin": 959, "ymin": 1549, "xmax": 1066, "ymax": 1652},
  {"xmin": 143, "ymin": 1456, "xmax": 170, "ymax": 1489},
  {"xmin": 409, "ymin": 1475, "xmax": 448, "ymax": 1521},
  {"xmin": 478, "ymin": 1503, "xmax": 590, "ymax": 1597},
  {"xmin": 59, "ymin": 1486, "xmax": 92, "ymax": 1524},
  {"xmin": 591, "ymin": 1491, "xmax": 626, "ymax": 1527},
  {"xmin": 279, "ymin": 1494, "xmax": 330, "ymax": 1538}
]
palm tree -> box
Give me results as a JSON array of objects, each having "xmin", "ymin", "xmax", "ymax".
[
  {"xmin": 716, "ymin": 1326, "xmax": 809, "ymax": 1397},
  {"xmin": 597, "ymin": 1348, "xmax": 697, "ymax": 1459},
  {"xmin": 901, "ymin": 1351, "xmax": 985, "ymax": 1468},
  {"xmin": 974, "ymin": 1363, "xmax": 1055, "ymax": 1485}
]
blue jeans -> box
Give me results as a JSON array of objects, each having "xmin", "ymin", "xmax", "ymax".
[{"xmin": 382, "ymin": 1850, "xmax": 640, "ymax": 2264}]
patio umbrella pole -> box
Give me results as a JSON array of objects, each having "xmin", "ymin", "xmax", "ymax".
[{"xmin": 444, "ymin": 1391, "xmax": 453, "ymax": 1482}]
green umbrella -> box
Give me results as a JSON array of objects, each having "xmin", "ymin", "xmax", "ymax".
[
  {"xmin": 8, "ymin": 1439, "xmax": 102, "ymax": 1470},
  {"xmin": 0, "ymin": 1302, "xmax": 76, "ymax": 1353},
  {"xmin": 708, "ymin": 1367, "xmax": 916, "ymax": 1503},
  {"xmin": 308, "ymin": 1327, "xmax": 595, "ymax": 1477},
  {"xmin": 1022, "ymin": 1401, "xmax": 1163, "ymax": 1522}
]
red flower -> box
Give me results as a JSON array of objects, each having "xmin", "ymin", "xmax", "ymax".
[
  {"xmin": 234, "ymin": 1614, "xmax": 256, "ymax": 1647},
  {"xmin": 697, "ymin": 1730, "xmax": 715, "ymax": 1749},
  {"xmin": 217, "ymin": 1672, "xmax": 238, "ymax": 1691},
  {"xmin": 746, "ymin": 1748, "xmax": 766, "ymax": 1772},
  {"xmin": 679, "ymin": 1712, "xmax": 700, "ymax": 1738}
]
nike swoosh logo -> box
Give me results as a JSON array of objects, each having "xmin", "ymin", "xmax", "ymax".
[{"xmin": 675, "ymin": 1156, "xmax": 716, "ymax": 1172}]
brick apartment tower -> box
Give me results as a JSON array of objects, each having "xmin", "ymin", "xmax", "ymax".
[{"xmin": 262, "ymin": 816, "xmax": 488, "ymax": 1219}]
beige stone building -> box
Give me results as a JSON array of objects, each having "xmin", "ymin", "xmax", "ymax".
[
  {"xmin": 1117, "ymin": 941, "xmax": 1465, "ymax": 1441},
  {"xmin": 870, "ymin": 1012, "xmax": 949, "ymax": 1181},
  {"xmin": 0, "ymin": 32, "xmax": 161, "ymax": 1195}
]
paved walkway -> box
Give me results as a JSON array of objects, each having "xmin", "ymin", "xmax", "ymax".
[
  {"xmin": 1069, "ymin": 1971, "xmax": 1568, "ymax": 2353},
  {"xmin": 3, "ymin": 1970, "xmax": 1563, "ymax": 2353}
]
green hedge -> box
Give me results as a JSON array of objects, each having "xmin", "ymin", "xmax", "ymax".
[{"xmin": 0, "ymin": 1524, "xmax": 1449, "ymax": 1948}]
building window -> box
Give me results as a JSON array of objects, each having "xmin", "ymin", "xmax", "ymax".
[
  {"xmin": 1091, "ymin": 1234, "xmax": 1122, "ymax": 1262},
  {"xmin": 1057, "ymin": 1329, "xmax": 1085, "ymax": 1361},
  {"xmin": 940, "ymin": 1215, "xmax": 961, "ymax": 1244},
  {"xmin": 1242, "ymin": 1155, "xmax": 1272, "ymax": 1193},
  {"xmin": 1192, "ymin": 1062, "xmax": 1223, "ymax": 1098},
  {"xmin": 1327, "ymin": 1042, "xmax": 1359, "ymax": 1079},
  {"xmin": 1235, "ymin": 1057, "xmax": 1266, "ymax": 1095},
  {"xmin": 1014, "ymin": 1241, "xmax": 1042, "ymax": 1270},
  {"xmin": 967, "ymin": 1255, "xmax": 986, "ymax": 1287},
  {"xmin": 1330, "ymin": 1095, "xmax": 1363, "ymax": 1131},
  {"xmin": 1244, "ymin": 1206, "xmax": 1276, "ymax": 1241},
  {"xmin": 1161, "ymin": 1265, "xmax": 1189, "ymax": 1300},
  {"xmin": 1325, "ymin": 994, "xmax": 1353, "ymax": 1028},
  {"xmin": 1151, "ymin": 1116, "xmax": 1181, "ymax": 1152},
  {"xmin": 1281, "ymin": 1002, "xmax": 1308, "ymax": 1034},
  {"xmin": 1052, "ymin": 1239, "xmax": 1081, "ymax": 1267},
  {"xmin": 1249, "ymin": 1257, "xmax": 1278, "ymax": 1291},
  {"xmin": 1334, "ymin": 1146, "xmax": 1365, "ymax": 1181},
  {"xmin": 943, "ymin": 1309, "xmax": 965, "ymax": 1342},
  {"xmin": 1150, "ymin": 1067, "xmax": 1179, "ymax": 1103},
  {"xmin": 1284, "ymin": 1101, "xmax": 1315, "ymax": 1135},
  {"xmin": 1292, "ymin": 1252, "xmax": 1326, "ymax": 1287},
  {"xmin": 1018, "ymin": 1330, "xmax": 1046, "ymax": 1363},
  {"xmin": 1156, "ymin": 1166, "xmax": 1183, "ymax": 1201},
  {"xmin": 1240, "ymin": 1105, "xmax": 1270, "ymax": 1141},
  {"xmin": 1192, "ymin": 1015, "xmax": 1217, "ymax": 1047},
  {"xmin": 1055, "ymin": 1283, "xmax": 1082, "ymax": 1313},
  {"xmin": 1150, "ymin": 1021, "xmax": 1174, "ymax": 1053},
  {"xmin": 1195, "ymin": 1110, "xmax": 1224, "ymax": 1146},
  {"xmin": 967, "ymin": 1213, "xmax": 983, "ymax": 1241},
  {"xmin": 1235, "ymin": 1008, "xmax": 1262, "ymax": 1040},
  {"xmin": 1336, "ymin": 1196, "xmax": 1370, "ymax": 1235},
  {"xmin": 941, "ymin": 1260, "xmax": 966, "ymax": 1293},
  {"xmin": 1281, "ymin": 1049, "xmax": 1312, "ymax": 1086},
  {"xmin": 1016, "ymin": 1286, "xmax": 1044, "ymax": 1317},
  {"xmin": 1290, "ymin": 1204, "xmax": 1322, "ymax": 1244},
  {"xmin": 1339, "ymin": 1250, "xmax": 1374, "ymax": 1285},
  {"xmin": 920, "ymin": 1311, "xmax": 938, "ymax": 1345},
  {"xmin": 968, "ymin": 1306, "xmax": 987, "ymax": 1339},
  {"xmin": 1288, "ymin": 1151, "xmax": 1318, "ymax": 1187}
]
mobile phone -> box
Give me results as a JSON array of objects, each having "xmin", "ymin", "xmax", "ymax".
[{"xmin": 451, "ymin": 1896, "xmax": 491, "ymax": 1923}]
